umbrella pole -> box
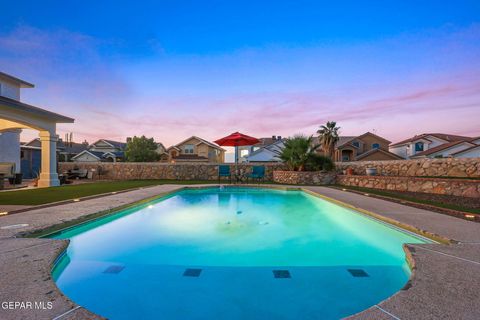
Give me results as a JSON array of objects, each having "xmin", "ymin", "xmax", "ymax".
[{"xmin": 235, "ymin": 145, "xmax": 238, "ymax": 173}]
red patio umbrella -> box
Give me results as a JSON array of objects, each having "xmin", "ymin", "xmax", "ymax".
[{"xmin": 215, "ymin": 132, "xmax": 260, "ymax": 167}]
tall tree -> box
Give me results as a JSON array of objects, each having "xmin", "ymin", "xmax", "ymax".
[
  {"xmin": 125, "ymin": 136, "xmax": 160, "ymax": 162},
  {"xmin": 317, "ymin": 121, "xmax": 340, "ymax": 159}
]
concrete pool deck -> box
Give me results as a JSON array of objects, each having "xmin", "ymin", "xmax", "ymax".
[{"xmin": 0, "ymin": 184, "xmax": 479, "ymax": 319}]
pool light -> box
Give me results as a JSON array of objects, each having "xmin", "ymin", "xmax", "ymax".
[{"xmin": 148, "ymin": 205, "xmax": 154, "ymax": 209}]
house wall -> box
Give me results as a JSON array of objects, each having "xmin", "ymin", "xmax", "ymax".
[
  {"xmin": 335, "ymin": 158, "xmax": 480, "ymax": 178},
  {"xmin": 337, "ymin": 175, "xmax": 480, "ymax": 198},
  {"xmin": 59, "ymin": 162, "xmax": 286, "ymax": 181},
  {"xmin": 357, "ymin": 135, "xmax": 389, "ymax": 153},
  {"xmin": 389, "ymin": 145, "xmax": 408, "ymax": 159},
  {"xmin": 0, "ymin": 130, "xmax": 21, "ymax": 172},
  {"xmin": 454, "ymin": 147, "xmax": 480, "ymax": 158}
]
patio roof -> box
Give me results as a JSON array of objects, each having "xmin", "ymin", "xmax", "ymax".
[{"xmin": 0, "ymin": 95, "xmax": 74, "ymax": 123}]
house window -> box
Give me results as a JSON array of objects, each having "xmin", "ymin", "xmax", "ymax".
[
  {"xmin": 352, "ymin": 141, "xmax": 360, "ymax": 148},
  {"xmin": 415, "ymin": 142, "xmax": 424, "ymax": 152},
  {"xmin": 240, "ymin": 150, "xmax": 249, "ymax": 157},
  {"xmin": 184, "ymin": 144, "xmax": 194, "ymax": 154},
  {"xmin": 372, "ymin": 143, "xmax": 380, "ymax": 149}
]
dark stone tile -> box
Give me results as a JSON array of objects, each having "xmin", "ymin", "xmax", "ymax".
[
  {"xmin": 183, "ymin": 268, "xmax": 202, "ymax": 277},
  {"xmin": 273, "ymin": 270, "xmax": 291, "ymax": 278}
]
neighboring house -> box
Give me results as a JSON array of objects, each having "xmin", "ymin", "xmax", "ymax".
[
  {"xmin": 156, "ymin": 142, "xmax": 169, "ymax": 161},
  {"xmin": 72, "ymin": 139, "xmax": 126, "ymax": 162},
  {"xmin": 238, "ymin": 136, "xmax": 282, "ymax": 163},
  {"xmin": 321, "ymin": 132, "xmax": 402, "ymax": 162},
  {"xmin": 245, "ymin": 138, "xmax": 285, "ymax": 162},
  {"xmin": 20, "ymin": 138, "xmax": 88, "ymax": 178},
  {"xmin": 166, "ymin": 136, "xmax": 225, "ymax": 163},
  {"xmin": 389, "ymin": 133, "xmax": 475, "ymax": 159},
  {"xmin": 410, "ymin": 141, "xmax": 476, "ymax": 159}
]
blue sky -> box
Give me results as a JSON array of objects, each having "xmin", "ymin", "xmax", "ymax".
[{"xmin": 1, "ymin": 1, "xmax": 479, "ymax": 145}]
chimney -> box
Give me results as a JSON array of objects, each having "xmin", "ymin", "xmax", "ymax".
[
  {"xmin": 277, "ymin": 136, "xmax": 282, "ymax": 140},
  {"xmin": 272, "ymin": 135, "xmax": 276, "ymax": 140}
]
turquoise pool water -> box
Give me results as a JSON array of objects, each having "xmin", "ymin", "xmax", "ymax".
[{"xmin": 51, "ymin": 187, "xmax": 428, "ymax": 319}]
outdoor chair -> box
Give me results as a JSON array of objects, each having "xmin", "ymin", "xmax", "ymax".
[
  {"xmin": 247, "ymin": 166, "xmax": 265, "ymax": 183},
  {"xmin": 218, "ymin": 165, "xmax": 232, "ymax": 183}
]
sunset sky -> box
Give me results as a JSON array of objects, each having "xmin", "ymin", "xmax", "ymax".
[{"xmin": 1, "ymin": 1, "xmax": 479, "ymax": 148}]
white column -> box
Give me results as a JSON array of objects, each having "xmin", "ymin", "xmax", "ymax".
[{"xmin": 37, "ymin": 131, "xmax": 60, "ymax": 187}]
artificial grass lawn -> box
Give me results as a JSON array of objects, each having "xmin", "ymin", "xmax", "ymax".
[
  {"xmin": 335, "ymin": 185, "xmax": 480, "ymax": 215},
  {"xmin": 0, "ymin": 180, "xmax": 216, "ymax": 206}
]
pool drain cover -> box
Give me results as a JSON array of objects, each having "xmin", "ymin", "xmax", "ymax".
[
  {"xmin": 273, "ymin": 270, "xmax": 291, "ymax": 278},
  {"xmin": 183, "ymin": 268, "xmax": 202, "ymax": 277},
  {"xmin": 103, "ymin": 265, "xmax": 125, "ymax": 274},
  {"xmin": 347, "ymin": 269, "xmax": 369, "ymax": 277}
]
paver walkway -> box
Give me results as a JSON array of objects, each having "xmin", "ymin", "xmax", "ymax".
[{"xmin": 0, "ymin": 184, "xmax": 479, "ymax": 320}]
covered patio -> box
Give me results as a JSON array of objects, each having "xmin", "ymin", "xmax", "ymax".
[{"xmin": 0, "ymin": 74, "xmax": 74, "ymax": 187}]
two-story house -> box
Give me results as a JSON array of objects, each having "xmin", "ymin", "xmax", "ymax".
[
  {"xmin": 325, "ymin": 132, "xmax": 403, "ymax": 162},
  {"xmin": 389, "ymin": 133, "xmax": 476, "ymax": 159},
  {"xmin": 72, "ymin": 139, "xmax": 127, "ymax": 162},
  {"xmin": 166, "ymin": 136, "xmax": 225, "ymax": 163}
]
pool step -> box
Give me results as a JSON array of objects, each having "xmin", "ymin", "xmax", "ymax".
[
  {"xmin": 347, "ymin": 269, "xmax": 369, "ymax": 277},
  {"xmin": 183, "ymin": 268, "xmax": 202, "ymax": 277},
  {"xmin": 103, "ymin": 265, "xmax": 125, "ymax": 274}
]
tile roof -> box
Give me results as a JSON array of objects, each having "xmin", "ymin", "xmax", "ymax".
[
  {"xmin": 411, "ymin": 141, "xmax": 474, "ymax": 157},
  {"xmin": 355, "ymin": 148, "xmax": 404, "ymax": 160},
  {"xmin": 391, "ymin": 133, "xmax": 472, "ymax": 147}
]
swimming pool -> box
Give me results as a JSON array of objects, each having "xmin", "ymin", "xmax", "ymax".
[{"xmin": 50, "ymin": 187, "xmax": 428, "ymax": 319}]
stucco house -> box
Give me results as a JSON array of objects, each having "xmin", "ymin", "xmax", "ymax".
[
  {"xmin": 322, "ymin": 132, "xmax": 402, "ymax": 162},
  {"xmin": 166, "ymin": 136, "xmax": 225, "ymax": 163},
  {"xmin": 72, "ymin": 139, "xmax": 126, "ymax": 162},
  {"xmin": 245, "ymin": 138, "xmax": 285, "ymax": 162},
  {"xmin": 389, "ymin": 133, "xmax": 476, "ymax": 159},
  {"xmin": 0, "ymin": 71, "xmax": 73, "ymax": 187}
]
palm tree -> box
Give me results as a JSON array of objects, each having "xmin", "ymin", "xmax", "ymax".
[
  {"xmin": 280, "ymin": 135, "xmax": 320, "ymax": 171},
  {"xmin": 317, "ymin": 121, "xmax": 340, "ymax": 159}
]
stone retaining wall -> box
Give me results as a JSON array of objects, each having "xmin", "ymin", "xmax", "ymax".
[
  {"xmin": 335, "ymin": 158, "xmax": 480, "ymax": 178},
  {"xmin": 337, "ymin": 175, "xmax": 480, "ymax": 198},
  {"xmin": 59, "ymin": 162, "xmax": 286, "ymax": 181},
  {"xmin": 273, "ymin": 170, "xmax": 337, "ymax": 185}
]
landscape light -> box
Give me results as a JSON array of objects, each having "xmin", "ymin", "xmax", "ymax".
[
  {"xmin": 73, "ymin": 199, "xmax": 80, "ymax": 202},
  {"xmin": 342, "ymin": 188, "xmax": 347, "ymax": 191},
  {"xmin": 465, "ymin": 214, "xmax": 475, "ymax": 219},
  {"xmin": 0, "ymin": 211, "xmax": 8, "ymax": 216},
  {"xmin": 148, "ymin": 205, "xmax": 154, "ymax": 209}
]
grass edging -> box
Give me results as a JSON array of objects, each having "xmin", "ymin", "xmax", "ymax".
[{"xmin": 332, "ymin": 185, "xmax": 479, "ymax": 222}]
